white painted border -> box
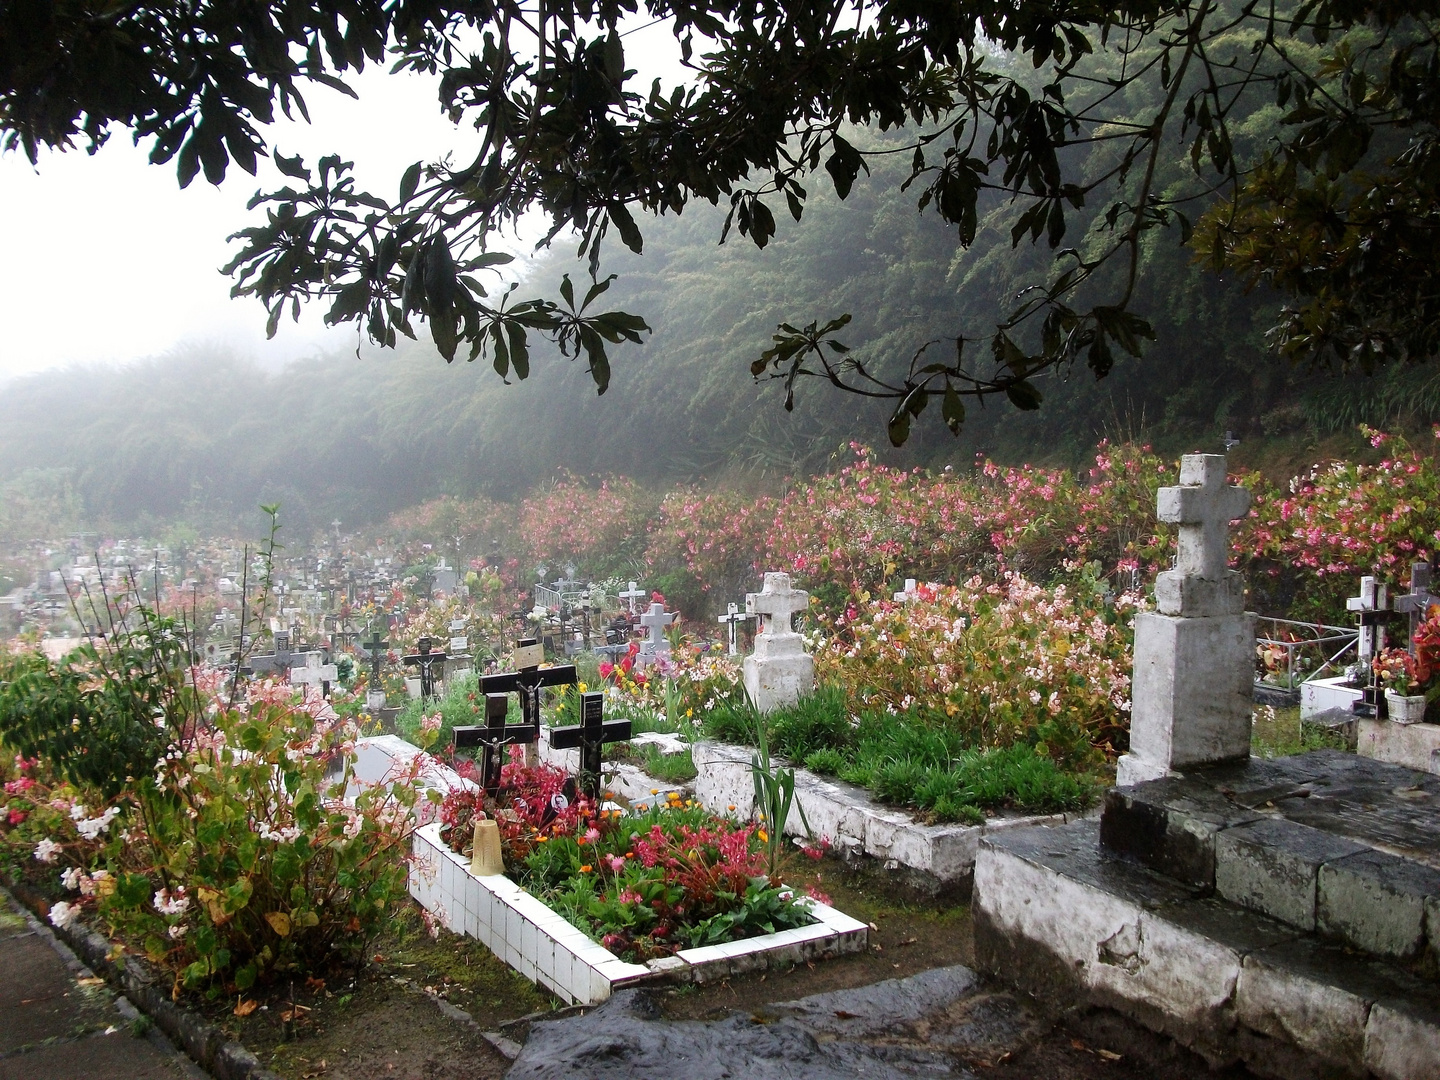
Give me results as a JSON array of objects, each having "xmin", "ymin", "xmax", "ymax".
[{"xmin": 409, "ymin": 821, "xmax": 868, "ymax": 1005}]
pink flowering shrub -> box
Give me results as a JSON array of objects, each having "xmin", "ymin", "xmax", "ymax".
[
  {"xmin": 819, "ymin": 575, "xmax": 1142, "ymax": 759},
  {"xmin": 519, "ymin": 475, "xmax": 657, "ymax": 576},
  {"xmin": 0, "ymin": 618, "xmax": 424, "ymax": 997}
]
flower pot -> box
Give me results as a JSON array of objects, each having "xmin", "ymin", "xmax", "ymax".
[{"xmin": 1384, "ymin": 690, "xmax": 1428, "ymax": 725}]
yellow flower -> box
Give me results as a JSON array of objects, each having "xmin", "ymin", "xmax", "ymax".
[
  {"xmin": 758, "ymin": 830, "xmax": 769, "ymax": 843},
  {"xmin": 578, "ymin": 682, "xmax": 588, "ymax": 692},
  {"xmin": 651, "ymin": 789, "xmax": 659, "ymax": 795}
]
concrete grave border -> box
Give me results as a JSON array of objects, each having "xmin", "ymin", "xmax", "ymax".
[{"xmin": 410, "ymin": 821, "xmax": 868, "ymax": 1006}]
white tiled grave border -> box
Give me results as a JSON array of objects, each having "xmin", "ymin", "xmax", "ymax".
[
  {"xmin": 692, "ymin": 740, "xmax": 1098, "ymax": 888},
  {"xmin": 409, "ymin": 820, "xmax": 868, "ymax": 1005}
]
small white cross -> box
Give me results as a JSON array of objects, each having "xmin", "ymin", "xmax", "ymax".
[
  {"xmin": 893, "ymin": 578, "xmax": 919, "ymax": 603},
  {"xmin": 618, "ymin": 581, "xmax": 646, "ymax": 615},
  {"xmin": 1347, "ymin": 575, "xmax": 1389, "ymax": 661},
  {"xmin": 639, "ymin": 603, "xmax": 675, "ymax": 648},
  {"xmin": 1156, "ymin": 454, "xmax": 1250, "ymax": 580},
  {"xmin": 746, "ymin": 572, "xmax": 809, "ymax": 636},
  {"xmin": 717, "ymin": 601, "xmax": 755, "ymax": 655}
]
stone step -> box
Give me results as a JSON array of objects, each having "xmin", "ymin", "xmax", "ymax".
[
  {"xmin": 1100, "ymin": 749, "xmax": 1440, "ymax": 965},
  {"xmin": 974, "ymin": 820, "xmax": 1440, "ymax": 1080}
]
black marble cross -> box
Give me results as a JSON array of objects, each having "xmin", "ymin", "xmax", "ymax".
[
  {"xmin": 480, "ymin": 639, "xmax": 577, "ymax": 740},
  {"xmin": 452, "ymin": 694, "xmax": 538, "ymax": 795},
  {"xmin": 549, "ymin": 692, "xmax": 632, "ymax": 799},
  {"xmin": 402, "ymin": 636, "xmax": 448, "ymax": 700},
  {"xmin": 361, "ymin": 626, "xmax": 388, "ymax": 687}
]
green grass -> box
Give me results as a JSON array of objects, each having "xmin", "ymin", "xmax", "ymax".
[
  {"xmin": 702, "ymin": 686, "xmax": 1100, "ymax": 822},
  {"xmin": 1252, "ymin": 705, "xmax": 1352, "ymax": 759}
]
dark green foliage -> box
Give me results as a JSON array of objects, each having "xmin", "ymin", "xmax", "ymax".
[
  {"xmin": 0, "ymin": 612, "xmax": 191, "ymax": 798},
  {"xmin": 703, "ymin": 689, "xmax": 1097, "ymax": 820}
]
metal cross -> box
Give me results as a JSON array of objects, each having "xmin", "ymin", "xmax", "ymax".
[
  {"xmin": 480, "ymin": 638, "xmax": 577, "ymax": 744},
  {"xmin": 402, "ymin": 636, "xmax": 448, "ymax": 700},
  {"xmin": 361, "ymin": 626, "xmax": 388, "ymax": 687},
  {"xmin": 1347, "ymin": 576, "xmax": 1390, "ymax": 663}
]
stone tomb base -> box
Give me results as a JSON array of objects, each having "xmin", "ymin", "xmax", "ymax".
[
  {"xmin": 410, "ymin": 822, "xmax": 868, "ymax": 1005},
  {"xmin": 973, "ymin": 750, "xmax": 1440, "ymax": 1079}
]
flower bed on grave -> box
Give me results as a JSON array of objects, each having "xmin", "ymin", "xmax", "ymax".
[{"xmin": 434, "ymin": 761, "xmax": 830, "ymax": 964}]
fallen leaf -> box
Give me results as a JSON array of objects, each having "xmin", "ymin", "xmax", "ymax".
[
  {"xmin": 76, "ymin": 976, "xmax": 106, "ymax": 988},
  {"xmin": 305, "ymin": 976, "xmax": 326, "ymax": 993},
  {"xmin": 235, "ymin": 999, "xmax": 260, "ymax": 1017},
  {"xmin": 301, "ymin": 1061, "xmax": 328, "ymax": 1078},
  {"xmin": 1071, "ymin": 1039, "xmax": 1090, "ymax": 1051},
  {"xmin": 265, "ymin": 911, "xmax": 292, "ymax": 937},
  {"xmin": 897, "ymin": 937, "xmax": 918, "ymax": 947},
  {"xmin": 1097, "ymin": 1048, "xmax": 1123, "ymax": 1062}
]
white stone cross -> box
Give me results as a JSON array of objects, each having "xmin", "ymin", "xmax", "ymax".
[
  {"xmin": 1347, "ymin": 575, "xmax": 1390, "ymax": 662},
  {"xmin": 717, "ymin": 602, "xmax": 755, "ymax": 656},
  {"xmin": 289, "ymin": 653, "xmax": 338, "ymax": 692},
  {"xmin": 618, "ymin": 581, "xmax": 646, "ymax": 615},
  {"xmin": 893, "ymin": 578, "xmax": 919, "ymax": 603},
  {"xmin": 746, "ymin": 572, "xmax": 809, "ymax": 636},
  {"xmin": 1157, "ymin": 454, "xmax": 1250, "ymax": 581},
  {"xmin": 639, "ymin": 602, "xmax": 675, "ymax": 649}
]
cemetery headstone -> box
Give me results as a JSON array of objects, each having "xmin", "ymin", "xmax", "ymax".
[
  {"xmin": 402, "ymin": 636, "xmax": 448, "ymax": 701},
  {"xmin": 361, "ymin": 626, "xmax": 388, "ymax": 710},
  {"xmin": 289, "ymin": 651, "xmax": 339, "ymax": 699},
  {"xmin": 453, "ymin": 693, "xmax": 537, "ymax": 796},
  {"xmin": 618, "ymin": 581, "xmax": 646, "ymax": 616},
  {"xmin": 893, "ymin": 578, "xmax": 919, "ymax": 603},
  {"xmin": 481, "ymin": 638, "xmax": 578, "ymax": 768},
  {"xmin": 1347, "ymin": 576, "xmax": 1390, "ymax": 664},
  {"xmin": 549, "ymin": 692, "xmax": 633, "ymax": 799},
  {"xmin": 637, "ymin": 602, "xmax": 675, "ymax": 667},
  {"xmin": 743, "ymin": 572, "xmax": 815, "ymax": 713},
  {"xmin": 1391, "ymin": 561, "xmax": 1433, "ymax": 657},
  {"xmin": 717, "ymin": 602, "xmax": 755, "ymax": 656},
  {"xmin": 1116, "ymin": 454, "xmax": 1255, "ymax": 785}
]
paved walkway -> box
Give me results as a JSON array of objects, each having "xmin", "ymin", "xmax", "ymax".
[{"xmin": 0, "ymin": 891, "xmax": 207, "ymax": 1080}]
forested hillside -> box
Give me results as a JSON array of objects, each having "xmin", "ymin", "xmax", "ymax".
[{"xmin": 5, "ymin": 109, "xmax": 1440, "ymax": 538}]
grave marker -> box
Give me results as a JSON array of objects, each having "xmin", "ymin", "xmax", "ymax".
[
  {"xmin": 618, "ymin": 581, "xmax": 646, "ymax": 615},
  {"xmin": 402, "ymin": 636, "xmax": 448, "ymax": 701},
  {"xmin": 481, "ymin": 638, "xmax": 578, "ymax": 766},
  {"xmin": 1347, "ymin": 576, "xmax": 1390, "ymax": 664},
  {"xmin": 453, "ymin": 694, "xmax": 537, "ymax": 795},
  {"xmin": 549, "ymin": 692, "xmax": 632, "ymax": 799},
  {"xmin": 743, "ymin": 572, "xmax": 815, "ymax": 713},
  {"xmin": 1117, "ymin": 454, "xmax": 1255, "ymax": 785},
  {"xmin": 638, "ymin": 602, "xmax": 675, "ymax": 666},
  {"xmin": 1391, "ymin": 562, "xmax": 1433, "ymax": 656},
  {"xmin": 717, "ymin": 602, "xmax": 755, "ymax": 656}
]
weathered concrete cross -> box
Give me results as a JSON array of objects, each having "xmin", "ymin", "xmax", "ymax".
[
  {"xmin": 747, "ymin": 572, "xmax": 809, "ymax": 636},
  {"xmin": 1157, "ymin": 455, "xmax": 1250, "ymax": 580},
  {"xmin": 640, "ymin": 603, "xmax": 675, "ymax": 649}
]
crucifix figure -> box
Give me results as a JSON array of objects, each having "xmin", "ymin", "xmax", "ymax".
[
  {"xmin": 403, "ymin": 636, "xmax": 448, "ymax": 700},
  {"xmin": 638, "ymin": 602, "xmax": 675, "ymax": 666},
  {"xmin": 618, "ymin": 581, "xmax": 646, "ymax": 616},
  {"xmin": 453, "ymin": 694, "xmax": 537, "ymax": 796},
  {"xmin": 717, "ymin": 602, "xmax": 754, "ymax": 656},
  {"xmin": 481, "ymin": 638, "xmax": 577, "ymax": 766},
  {"xmin": 1157, "ymin": 455, "xmax": 1251, "ymax": 581},
  {"xmin": 549, "ymin": 692, "xmax": 632, "ymax": 800},
  {"xmin": 361, "ymin": 626, "xmax": 388, "ymax": 686},
  {"xmin": 1392, "ymin": 561, "xmax": 1436, "ymax": 657},
  {"xmin": 1347, "ymin": 576, "xmax": 1390, "ymax": 665}
]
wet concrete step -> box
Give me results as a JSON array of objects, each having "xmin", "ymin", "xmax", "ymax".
[
  {"xmin": 1100, "ymin": 750, "xmax": 1440, "ymax": 965},
  {"xmin": 974, "ymin": 820, "xmax": 1440, "ymax": 1080}
]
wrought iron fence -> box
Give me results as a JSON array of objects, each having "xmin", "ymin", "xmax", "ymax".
[{"xmin": 1255, "ymin": 617, "xmax": 1359, "ymax": 690}]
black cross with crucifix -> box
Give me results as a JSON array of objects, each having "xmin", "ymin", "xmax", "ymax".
[
  {"xmin": 479, "ymin": 639, "xmax": 576, "ymax": 740},
  {"xmin": 452, "ymin": 694, "xmax": 538, "ymax": 795},
  {"xmin": 1393, "ymin": 561, "xmax": 1437, "ymax": 656},
  {"xmin": 402, "ymin": 636, "xmax": 447, "ymax": 700},
  {"xmin": 549, "ymin": 692, "xmax": 632, "ymax": 800},
  {"xmin": 361, "ymin": 626, "xmax": 388, "ymax": 687}
]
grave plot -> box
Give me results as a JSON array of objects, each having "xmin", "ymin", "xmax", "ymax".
[{"xmin": 358, "ymin": 649, "xmax": 868, "ymax": 1006}]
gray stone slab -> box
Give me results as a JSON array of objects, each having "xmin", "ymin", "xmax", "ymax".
[
  {"xmin": 1101, "ymin": 777, "xmax": 1266, "ymax": 887},
  {"xmin": 0, "ymin": 933, "xmax": 110, "ymax": 1053},
  {"xmin": 1318, "ymin": 848, "xmax": 1440, "ymax": 960},
  {"xmin": 0, "ymin": 1029, "xmax": 195, "ymax": 1079},
  {"xmin": 1236, "ymin": 937, "xmax": 1440, "ymax": 1080},
  {"xmin": 1214, "ymin": 819, "xmax": 1370, "ymax": 931}
]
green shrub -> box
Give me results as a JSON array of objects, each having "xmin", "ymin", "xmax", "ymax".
[
  {"xmin": 702, "ymin": 699, "xmax": 758, "ymax": 744},
  {"xmin": 765, "ymin": 685, "xmax": 851, "ymax": 762},
  {"xmin": 869, "ymin": 758, "xmax": 930, "ymax": 804},
  {"xmin": 801, "ymin": 748, "xmax": 846, "ymax": 774}
]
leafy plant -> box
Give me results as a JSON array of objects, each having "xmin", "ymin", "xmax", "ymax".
[{"xmin": 748, "ymin": 700, "xmax": 814, "ymax": 882}]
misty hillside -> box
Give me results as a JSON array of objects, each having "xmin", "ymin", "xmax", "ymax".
[{"xmin": 3, "ymin": 125, "xmax": 1439, "ymax": 540}]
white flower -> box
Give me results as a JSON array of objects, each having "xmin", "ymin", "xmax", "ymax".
[
  {"xmin": 49, "ymin": 900, "xmax": 80, "ymax": 930},
  {"xmin": 69, "ymin": 804, "xmax": 87, "ymax": 821},
  {"xmin": 153, "ymin": 887, "xmax": 190, "ymax": 916},
  {"xmin": 75, "ymin": 807, "xmax": 120, "ymax": 841},
  {"xmin": 167, "ymin": 924, "xmax": 188, "ymax": 940},
  {"xmin": 33, "ymin": 838, "xmax": 61, "ymax": 863},
  {"xmin": 60, "ymin": 866, "xmax": 83, "ymax": 891}
]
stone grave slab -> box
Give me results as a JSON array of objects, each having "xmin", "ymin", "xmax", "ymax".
[
  {"xmin": 1317, "ymin": 847, "xmax": 1440, "ymax": 960},
  {"xmin": 1212, "ymin": 818, "xmax": 1369, "ymax": 931}
]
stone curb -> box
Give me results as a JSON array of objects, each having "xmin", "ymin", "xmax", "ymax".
[{"xmin": 5, "ymin": 881, "xmax": 283, "ymax": 1080}]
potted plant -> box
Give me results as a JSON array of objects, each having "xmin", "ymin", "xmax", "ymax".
[{"xmin": 1373, "ymin": 648, "xmax": 1428, "ymax": 724}]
